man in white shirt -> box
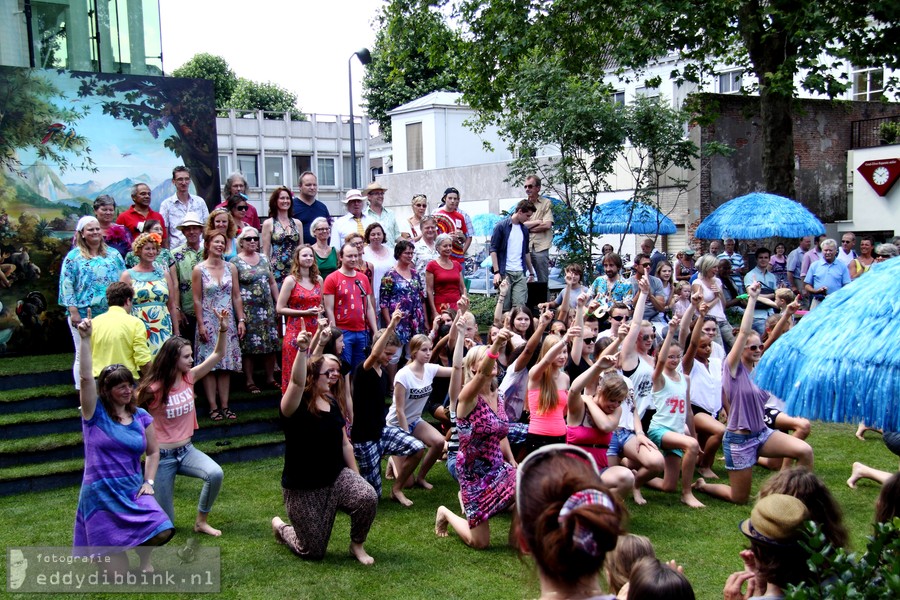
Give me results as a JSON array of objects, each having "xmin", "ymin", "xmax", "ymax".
[
  {"xmin": 837, "ymin": 231, "xmax": 857, "ymax": 266},
  {"xmin": 159, "ymin": 166, "xmax": 209, "ymax": 248},
  {"xmin": 330, "ymin": 190, "xmax": 372, "ymax": 250},
  {"xmin": 490, "ymin": 200, "xmax": 537, "ymax": 311},
  {"xmin": 363, "ymin": 182, "xmax": 399, "ymax": 247}
]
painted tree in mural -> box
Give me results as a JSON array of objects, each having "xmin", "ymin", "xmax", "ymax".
[
  {"xmin": 0, "ymin": 67, "xmax": 92, "ymax": 175},
  {"xmin": 67, "ymin": 71, "xmax": 219, "ymax": 203}
]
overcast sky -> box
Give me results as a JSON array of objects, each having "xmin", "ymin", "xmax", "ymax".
[{"xmin": 159, "ymin": 0, "xmax": 384, "ymax": 117}]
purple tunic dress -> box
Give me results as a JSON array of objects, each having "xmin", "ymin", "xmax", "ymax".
[{"xmin": 73, "ymin": 402, "xmax": 172, "ymax": 554}]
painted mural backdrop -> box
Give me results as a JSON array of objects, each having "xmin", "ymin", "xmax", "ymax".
[{"xmin": 0, "ymin": 67, "xmax": 218, "ymax": 356}]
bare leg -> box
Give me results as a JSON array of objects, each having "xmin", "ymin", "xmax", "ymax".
[
  {"xmin": 264, "ymin": 353, "xmax": 276, "ymax": 385},
  {"xmin": 693, "ymin": 413, "xmax": 724, "ymax": 477},
  {"xmin": 391, "ymin": 449, "xmax": 424, "ymax": 507},
  {"xmin": 600, "ymin": 465, "xmax": 635, "ymax": 501},
  {"xmin": 413, "ymin": 421, "xmax": 444, "ymax": 489},
  {"xmin": 243, "ymin": 355, "xmax": 256, "ymax": 388},
  {"xmin": 135, "ymin": 547, "xmax": 154, "ymax": 572},
  {"xmin": 759, "ymin": 430, "xmax": 813, "ymax": 469},
  {"xmin": 202, "ymin": 374, "xmax": 218, "ymax": 412},
  {"xmin": 847, "ymin": 462, "xmax": 893, "ymax": 488},
  {"xmin": 694, "ymin": 467, "xmax": 753, "ymax": 504},
  {"xmin": 434, "ymin": 506, "xmax": 491, "ymax": 549},
  {"xmin": 621, "ymin": 435, "xmax": 665, "ymax": 505},
  {"xmin": 217, "ymin": 372, "xmax": 232, "ymax": 411}
]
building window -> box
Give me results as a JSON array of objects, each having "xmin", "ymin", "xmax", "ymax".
[
  {"xmin": 406, "ymin": 122, "xmax": 423, "ymax": 171},
  {"xmin": 852, "ymin": 66, "xmax": 884, "ymax": 101},
  {"xmin": 265, "ymin": 156, "xmax": 284, "ymax": 188},
  {"xmin": 342, "ymin": 156, "xmax": 363, "ymax": 189},
  {"xmin": 218, "ymin": 156, "xmax": 231, "ymax": 187},
  {"xmin": 294, "ymin": 156, "xmax": 312, "ymax": 184},
  {"xmin": 635, "ymin": 86, "xmax": 659, "ymax": 100},
  {"xmin": 613, "ymin": 91, "xmax": 625, "ymax": 105},
  {"xmin": 237, "ymin": 155, "xmax": 258, "ymax": 188},
  {"xmin": 718, "ymin": 70, "xmax": 742, "ymax": 94},
  {"xmin": 317, "ymin": 158, "xmax": 336, "ymax": 186}
]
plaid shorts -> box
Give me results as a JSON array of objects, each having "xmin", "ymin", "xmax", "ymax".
[{"xmin": 353, "ymin": 426, "xmax": 425, "ymax": 497}]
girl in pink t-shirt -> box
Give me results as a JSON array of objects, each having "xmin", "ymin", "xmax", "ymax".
[
  {"xmin": 137, "ymin": 308, "xmax": 230, "ymax": 537},
  {"xmin": 525, "ymin": 328, "xmax": 580, "ymax": 454}
]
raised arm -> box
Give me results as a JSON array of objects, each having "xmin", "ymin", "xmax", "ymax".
[
  {"xmin": 364, "ymin": 308, "xmax": 403, "ymax": 371},
  {"xmin": 621, "ymin": 275, "xmax": 649, "ymax": 362},
  {"xmin": 514, "ymin": 307, "xmax": 553, "ymax": 371},
  {"xmin": 726, "ymin": 281, "xmax": 761, "ymax": 374},
  {"xmin": 280, "ymin": 331, "xmax": 312, "ymax": 418},
  {"xmin": 493, "ymin": 279, "xmax": 510, "ymax": 327},
  {"xmin": 528, "ymin": 326, "xmax": 580, "ymax": 388},
  {"xmin": 448, "ymin": 312, "xmax": 467, "ymax": 412},
  {"xmin": 569, "ymin": 293, "xmax": 589, "ymax": 362},
  {"xmin": 458, "ymin": 330, "xmax": 512, "ymax": 416},
  {"xmin": 309, "ymin": 317, "xmax": 330, "ymax": 358},
  {"xmin": 190, "ymin": 309, "xmax": 230, "ymax": 381},
  {"xmin": 652, "ymin": 315, "xmax": 681, "ymax": 389},
  {"xmin": 678, "ymin": 290, "xmax": 702, "ymax": 349},
  {"xmin": 682, "ymin": 301, "xmax": 709, "ymax": 374},
  {"xmin": 77, "ymin": 311, "xmax": 97, "ymax": 420},
  {"xmin": 762, "ymin": 297, "xmax": 800, "ymax": 353}
]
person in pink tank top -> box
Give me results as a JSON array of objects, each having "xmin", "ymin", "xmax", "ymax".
[{"xmin": 525, "ymin": 328, "xmax": 579, "ymax": 455}]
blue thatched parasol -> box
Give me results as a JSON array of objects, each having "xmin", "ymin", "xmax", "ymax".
[
  {"xmin": 755, "ymin": 256, "xmax": 900, "ymax": 430},
  {"xmin": 695, "ymin": 192, "xmax": 825, "ymax": 240},
  {"xmin": 472, "ymin": 213, "xmax": 503, "ymax": 236},
  {"xmin": 588, "ymin": 199, "xmax": 676, "ymax": 235}
]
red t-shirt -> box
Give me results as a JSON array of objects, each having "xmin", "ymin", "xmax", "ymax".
[
  {"xmin": 323, "ymin": 270, "xmax": 371, "ymax": 331},
  {"xmin": 145, "ymin": 372, "xmax": 196, "ymax": 444},
  {"xmin": 426, "ymin": 259, "xmax": 463, "ymax": 310},
  {"xmin": 116, "ymin": 206, "xmax": 166, "ymax": 241}
]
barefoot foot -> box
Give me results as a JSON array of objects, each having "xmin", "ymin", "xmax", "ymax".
[
  {"xmin": 698, "ymin": 467, "xmax": 719, "ymax": 479},
  {"xmin": 847, "ymin": 462, "xmax": 864, "ymax": 489},
  {"xmin": 271, "ymin": 517, "xmax": 286, "ymax": 544},
  {"xmin": 435, "ymin": 507, "xmax": 449, "ymax": 537},
  {"xmin": 414, "ymin": 478, "xmax": 433, "ymax": 490},
  {"xmin": 390, "ymin": 489, "xmax": 414, "ymax": 507},
  {"xmin": 194, "ymin": 521, "xmax": 222, "ymax": 537},
  {"xmin": 349, "ymin": 542, "xmax": 374, "ymax": 565},
  {"xmin": 632, "ymin": 488, "xmax": 647, "ymax": 506},
  {"xmin": 681, "ymin": 493, "xmax": 705, "ymax": 508},
  {"xmin": 385, "ymin": 457, "xmax": 396, "ymax": 480}
]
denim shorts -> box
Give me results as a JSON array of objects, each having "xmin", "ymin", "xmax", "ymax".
[
  {"xmin": 607, "ymin": 428, "xmax": 635, "ymax": 457},
  {"xmin": 723, "ymin": 429, "xmax": 773, "ymax": 471}
]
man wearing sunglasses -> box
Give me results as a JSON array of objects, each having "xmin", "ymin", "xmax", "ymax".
[
  {"xmin": 629, "ymin": 253, "xmax": 666, "ymax": 327},
  {"xmin": 523, "ymin": 175, "xmax": 554, "ymax": 283}
]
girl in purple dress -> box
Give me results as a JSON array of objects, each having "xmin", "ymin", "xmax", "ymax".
[
  {"xmin": 73, "ymin": 313, "xmax": 173, "ymax": 573},
  {"xmin": 435, "ymin": 326, "xmax": 517, "ymax": 549}
]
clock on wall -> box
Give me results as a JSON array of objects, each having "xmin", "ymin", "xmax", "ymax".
[{"xmin": 858, "ymin": 159, "xmax": 900, "ymax": 196}]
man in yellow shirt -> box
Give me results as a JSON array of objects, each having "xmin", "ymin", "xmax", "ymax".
[{"xmin": 90, "ymin": 282, "xmax": 151, "ymax": 379}]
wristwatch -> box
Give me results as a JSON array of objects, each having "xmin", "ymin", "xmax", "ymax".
[
  {"xmin": 145, "ymin": 479, "xmax": 154, "ymax": 487},
  {"xmin": 492, "ymin": 269, "xmax": 499, "ymax": 275}
]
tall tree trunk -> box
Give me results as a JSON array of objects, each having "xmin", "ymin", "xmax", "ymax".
[{"xmin": 758, "ymin": 87, "xmax": 796, "ymax": 198}]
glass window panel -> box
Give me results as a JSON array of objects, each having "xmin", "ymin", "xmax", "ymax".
[
  {"xmin": 237, "ymin": 155, "xmax": 258, "ymax": 188},
  {"xmin": 406, "ymin": 122, "xmax": 423, "ymax": 171},
  {"xmin": 317, "ymin": 158, "xmax": 336, "ymax": 186},
  {"xmin": 265, "ymin": 156, "xmax": 284, "ymax": 188}
]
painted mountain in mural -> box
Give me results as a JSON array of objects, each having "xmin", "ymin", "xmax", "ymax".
[
  {"xmin": 95, "ymin": 174, "xmax": 153, "ymax": 207},
  {"xmin": 22, "ymin": 163, "xmax": 71, "ymax": 202},
  {"xmin": 150, "ymin": 179, "xmax": 176, "ymax": 211},
  {"xmin": 65, "ymin": 180, "xmax": 103, "ymax": 199}
]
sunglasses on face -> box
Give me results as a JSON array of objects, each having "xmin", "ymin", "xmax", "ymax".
[
  {"xmin": 243, "ymin": 237, "xmax": 259, "ymax": 242},
  {"xmin": 610, "ymin": 315, "xmax": 631, "ymax": 322},
  {"xmin": 319, "ymin": 369, "xmax": 340, "ymax": 378},
  {"xmin": 583, "ymin": 337, "xmax": 597, "ymax": 345},
  {"xmin": 235, "ymin": 205, "xmax": 248, "ymax": 211},
  {"xmin": 746, "ymin": 344, "xmax": 762, "ymax": 351},
  {"xmin": 524, "ymin": 184, "xmax": 536, "ymax": 189},
  {"xmin": 640, "ymin": 334, "xmax": 653, "ymax": 342}
]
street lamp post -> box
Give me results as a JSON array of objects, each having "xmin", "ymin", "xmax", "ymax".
[{"xmin": 348, "ymin": 48, "xmax": 371, "ymax": 190}]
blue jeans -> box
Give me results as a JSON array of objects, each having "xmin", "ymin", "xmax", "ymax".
[
  {"xmin": 341, "ymin": 329, "xmax": 369, "ymax": 372},
  {"xmin": 155, "ymin": 442, "xmax": 223, "ymax": 522}
]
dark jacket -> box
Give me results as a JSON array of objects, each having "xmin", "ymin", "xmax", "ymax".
[{"xmin": 490, "ymin": 217, "xmax": 530, "ymax": 276}]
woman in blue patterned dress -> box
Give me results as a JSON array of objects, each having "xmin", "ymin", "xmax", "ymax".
[
  {"xmin": 261, "ymin": 186, "xmax": 302, "ymax": 291},
  {"xmin": 59, "ymin": 216, "xmax": 126, "ymax": 389},
  {"xmin": 120, "ymin": 233, "xmax": 178, "ymax": 356},
  {"xmin": 379, "ymin": 240, "xmax": 427, "ymax": 353},
  {"xmin": 435, "ymin": 329, "xmax": 517, "ymax": 549},
  {"xmin": 231, "ymin": 227, "xmax": 280, "ymax": 393},
  {"xmin": 73, "ymin": 313, "xmax": 174, "ymax": 573},
  {"xmin": 192, "ymin": 232, "xmax": 246, "ymax": 420}
]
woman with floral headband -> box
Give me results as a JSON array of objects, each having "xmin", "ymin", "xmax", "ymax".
[
  {"xmin": 516, "ymin": 444, "xmax": 626, "ymax": 599},
  {"xmin": 120, "ymin": 232, "xmax": 178, "ymax": 356}
]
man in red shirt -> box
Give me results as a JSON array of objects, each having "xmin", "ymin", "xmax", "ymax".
[
  {"xmin": 116, "ymin": 182, "xmax": 165, "ymax": 241},
  {"xmin": 435, "ymin": 187, "xmax": 472, "ymax": 266},
  {"xmin": 323, "ymin": 242, "xmax": 378, "ymax": 371}
]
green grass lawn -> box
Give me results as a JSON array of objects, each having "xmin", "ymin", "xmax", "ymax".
[{"xmin": 1, "ymin": 422, "xmax": 898, "ymax": 599}]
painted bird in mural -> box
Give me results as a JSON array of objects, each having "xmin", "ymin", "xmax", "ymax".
[
  {"xmin": 60, "ymin": 129, "xmax": 77, "ymax": 148},
  {"xmin": 41, "ymin": 123, "xmax": 65, "ymax": 144}
]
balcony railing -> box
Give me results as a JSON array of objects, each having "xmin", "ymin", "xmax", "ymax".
[{"xmin": 850, "ymin": 116, "xmax": 900, "ymax": 149}]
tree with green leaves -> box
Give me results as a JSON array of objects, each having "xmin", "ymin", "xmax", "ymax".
[
  {"xmin": 229, "ymin": 78, "xmax": 304, "ymax": 121},
  {"xmin": 450, "ymin": 0, "xmax": 900, "ymax": 199},
  {"xmin": 171, "ymin": 53, "xmax": 237, "ymax": 109},
  {"xmin": 362, "ymin": 0, "xmax": 460, "ymax": 142}
]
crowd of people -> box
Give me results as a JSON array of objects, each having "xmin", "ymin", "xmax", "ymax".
[{"xmin": 59, "ymin": 167, "xmax": 899, "ymax": 593}]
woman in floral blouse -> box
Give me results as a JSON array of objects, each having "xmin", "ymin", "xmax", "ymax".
[{"xmin": 380, "ymin": 240, "xmax": 427, "ymax": 361}]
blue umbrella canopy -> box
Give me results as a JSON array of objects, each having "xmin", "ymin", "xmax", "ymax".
[
  {"xmin": 755, "ymin": 256, "xmax": 900, "ymax": 430},
  {"xmin": 471, "ymin": 213, "xmax": 503, "ymax": 236},
  {"xmin": 695, "ymin": 192, "xmax": 825, "ymax": 240},
  {"xmin": 588, "ymin": 199, "xmax": 676, "ymax": 235}
]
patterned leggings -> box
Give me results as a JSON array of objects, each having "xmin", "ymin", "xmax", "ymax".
[{"xmin": 279, "ymin": 468, "xmax": 378, "ymax": 560}]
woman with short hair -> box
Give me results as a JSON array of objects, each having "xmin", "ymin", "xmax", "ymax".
[
  {"xmin": 90, "ymin": 195, "xmax": 132, "ymax": 258},
  {"xmin": 120, "ymin": 232, "xmax": 178, "ymax": 355},
  {"xmin": 309, "ymin": 216, "xmax": 338, "ymax": 279}
]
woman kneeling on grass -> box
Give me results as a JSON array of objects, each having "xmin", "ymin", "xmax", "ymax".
[
  {"xmin": 693, "ymin": 282, "xmax": 813, "ymax": 504},
  {"xmin": 516, "ymin": 444, "xmax": 626, "ymax": 600},
  {"xmin": 136, "ymin": 309, "xmax": 229, "ymax": 537},
  {"xmin": 644, "ymin": 315, "xmax": 705, "ymax": 508},
  {"xmin": 272, "ymin": 330, "xmax": 377, "ymax": 564},
  {"xmin": 435, "ymin": 328, "xmax": 518, "ymax": 549}
]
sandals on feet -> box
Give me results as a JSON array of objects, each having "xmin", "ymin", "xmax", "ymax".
[
  {"xmin": 210, "ymin": 409, "xmax": 224, "ymax": 421},
  {"xmin": 247, "ymin": 383, "xmax": 261, "ymax": 394},
  {"xmin": 223, "ymin": 408, "xmax": 237, "ymax": 420}
]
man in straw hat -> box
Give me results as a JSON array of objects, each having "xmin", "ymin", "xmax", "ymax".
[
  {"xmin": 169, "ymin": 212, "xmax": 205, "ymax": 344},
  {"xmin": 363, "ymin": 181, "xmax": 398, "ymax": 246},
  {"xmin": 330, "ymin": 189, "xmax": 372, "ymax": 249}
]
